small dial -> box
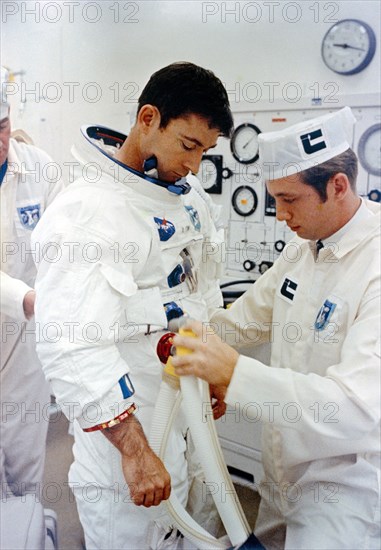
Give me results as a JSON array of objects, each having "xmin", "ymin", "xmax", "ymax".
[
  {"xmin": 198, "ymin": 158, "xmax": 217, "ymax": 190},
  {"xmin": 232, "ymin": 185, "xmax": 258, "ymax": 217},
  {"xmin": 358, "ymin": 124, "xmax": 381, "ymax": 177},
  {"xmin": 196, "ymin": 155, "xmax": 223, "ymax": 194},
  {"xmin": 231, "ymin": 123, "xmax": 261, "ymax": 164}
]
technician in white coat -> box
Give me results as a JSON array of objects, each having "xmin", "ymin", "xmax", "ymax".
[
  {"xmin": 0, "ymin": 67, "xmax": 64, "ymax": 500},
  {"xmin": 173, "ymin": 107, "xmax": 381, "ymax": 550},
  {"xmin": 32, "ymin": 62, "xmax": 233, "ymax": 549}
]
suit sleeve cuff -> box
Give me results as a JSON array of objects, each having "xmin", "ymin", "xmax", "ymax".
[
  {"xmin": 225, "ymin": 354, "xmax": 266, "ymax": 407},
  {"xmin": 0, "ymin": 272, "xmax": 32, "ymax": 321},
  {"xmin": 77, "ymin": 376, "xmax": 135, "ymax": 430}
]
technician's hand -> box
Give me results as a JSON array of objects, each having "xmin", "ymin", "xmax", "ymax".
[
  {"xmin": 23, "ymin": 290, "xmax": 36, "ymax": 320},
  {"xmin": 122, "ymin": 447, "xmax": 171, "ymax": 507},
  {"xmin": 210, "ymin": 384, "xmax": 227, "ymax": 420},
  {"xmin": 172, "ymin": 320, "xmax": 239, "ymax": 387}
]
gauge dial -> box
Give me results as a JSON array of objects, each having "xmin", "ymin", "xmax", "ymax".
[
  {"xmin": 321, "ymin": 19, "xmax": 376, "ymax": 75},
  {"xmin": 231, "ymin": 123, "xmax": 261, "ymax": 164},
  {"xmin": 232, "ymin": 185, "xmax": 258, "ymax": 217},
  {"xmin": 358, "ymin": 124, "xmax": 381, "ymax": 177},
  {"xmin": 198, "ymin": 158, "xmax": 217, "ymax": 190},
  {"xmin": 196, "ymin": 155, "xmax": 223, "ymax": 194}
]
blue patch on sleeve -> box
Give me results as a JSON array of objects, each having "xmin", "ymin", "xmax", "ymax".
[{"xmin": 119, "ymin": 374, "xmax": 135, "ymax": 398}]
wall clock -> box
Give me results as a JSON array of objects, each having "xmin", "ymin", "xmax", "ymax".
[{"xmin": 321, "ymin": 19, "xmax": 376, "ymax": 75}]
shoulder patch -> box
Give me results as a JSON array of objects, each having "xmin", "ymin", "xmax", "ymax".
[{"xmin": 277, "ymin": 276, "xmax": 298, "ymax": 303}]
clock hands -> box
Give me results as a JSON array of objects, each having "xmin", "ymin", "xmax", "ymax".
[{"xmin": 333, "ymin": 43, "xmax": 366, "ymax": 52}]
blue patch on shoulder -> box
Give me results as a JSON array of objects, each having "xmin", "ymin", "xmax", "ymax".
[
  {"xmin": 314, "ymin": 299, "xmax": 336, "ymax": 331},
  {"xmin": 184, "ymin": 205, "xmax": 201, "ymax": 231},
  {"xmin": 154, "ymin": 217, "xmax": 176, "ymax": 241},
  {"xmin": 17, "ymin": 204, "xmax": 41, "ymax": 230}
]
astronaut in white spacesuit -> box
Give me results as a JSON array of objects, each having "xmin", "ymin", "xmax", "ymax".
[
  {"xmin": 32, "ymin": 62, "xmax": 233, "ymax": 549},
  {"xmin": 0, "ymin": 66, "xmax": 64, "ymax": 500},
  {"xmin": 173, "ymin": 107, "xmax": 381, "ymax": 550}
]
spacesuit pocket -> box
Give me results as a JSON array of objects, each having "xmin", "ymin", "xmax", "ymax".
[
  {"xmin": 123, "ymin": 287, "xmax": 168, "ymax": 331},
  {"xmin": 98, "ymin": 263, "xmax": 137, "ymax": 297}
]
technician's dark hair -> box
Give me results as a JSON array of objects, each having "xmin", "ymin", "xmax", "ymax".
[
  {"xmin": 137, "ymin": 62, "xmax": 233, "ymax": 138},
  {"xmin": 299, "ymin": 148, "xmax": 358, "ymax": 202}
]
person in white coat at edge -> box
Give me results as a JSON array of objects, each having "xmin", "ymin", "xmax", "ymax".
[
  {"xmin": 0, "ymin": 67, "xmax": 64, "ymax": 501},
  {"xmin": 31, "ymin": 62, "xmax": 233, "ymax": 549},
  {"xmin": 173, "ymin": 107, "xmax": 381, "ymax": 550}
]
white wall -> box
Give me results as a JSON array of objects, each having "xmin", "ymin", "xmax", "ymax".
[{"xmin": 2, "ymin": 0, "xmax": 380, "ymax": 165}]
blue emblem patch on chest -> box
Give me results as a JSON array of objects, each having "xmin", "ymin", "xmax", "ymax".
[
  {"xmin": 17, "ymin": 204, "xmax": 41, "ymax": 230},
  {"xmin": 314, "ymin": 299, "xmax": 337, "ymax": 331},
  {"xmin": 154, "ymin": 217, "xmax": 176, "ymax": 241},
  {"xmin": 184, "ymin": 205, "xmax": 201, "ymax": 231}
]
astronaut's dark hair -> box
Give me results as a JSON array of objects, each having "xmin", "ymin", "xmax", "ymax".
[
  {"xmin": 299, "ymin": 148, "xmax": 358, "ymax": 201},
  {"xmin": 137, "ymin": 62, "xmax": 233, "ymax": 138}
]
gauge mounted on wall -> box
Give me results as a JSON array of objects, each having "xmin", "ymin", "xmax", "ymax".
[
  {"xmin": 358, "ymin": 123, "xmax": 381, "ymax": 177},
  {"xmin": 230, "ymin": 123, "xmax": 261, "ymax": 164},
  {"xmin": 321, "ymin": 19, "xmax": 376, "ymax": 75},
  {"xmin": 231, "ymin": 185, "xmax": 258, "ymax": 217},
  {"xmin": 196, "ymin": 155, "xmax": 224, "ymax": 194}
]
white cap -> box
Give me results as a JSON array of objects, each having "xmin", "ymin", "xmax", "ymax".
[
  {"xmin": 1, "ymin": 66, "xmax": 10, "ymax": 120},
  {"xmin": 258, "ymin": 107, "xmax": 356, "ymax": 181}
]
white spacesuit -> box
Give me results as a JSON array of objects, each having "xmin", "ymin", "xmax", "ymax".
[
  {"xmin": 1, "ymin": 136, "xmax": 64, "ymax": 497},
  {"xmin": 32, "ymin": 126, "xmax": 224, "ymax": 549}
]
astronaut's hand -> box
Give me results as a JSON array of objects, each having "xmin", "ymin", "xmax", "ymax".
[
  {"xmin": 210, "ymin": 384, "xmax": 227, "ymax": 420},
  {"xmin": 103, "ymin": 414, "xmax": 171, "ymax": 507},
  {"xmin": 23, "ymin": 290, "xmax": 35, "ymax": 320},
  {"xmin": 122, "ymin": 448, "xmax": 171, "ymax": 507},
  {"xmin": 172, "ymin": 320, "xmax": 239, "ymax": 387}
]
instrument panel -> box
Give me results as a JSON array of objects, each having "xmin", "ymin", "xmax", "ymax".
[{"xmin": 199, "ymin": 102, "xmax": 381, "ymax": 281}]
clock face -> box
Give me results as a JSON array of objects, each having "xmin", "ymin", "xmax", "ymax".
[
  {"xmin": 321, "ymin": 19, "xmax": 376, "ymax": 75},
  {"xmin": 358, "ymin": 124, "xmax": 381, "ymax": 177},
  {"xmin": 231, "ymin": 185, "xmax": 258, "ymax": 216},
  {"xmin": 231, "ymin": 123, "xmax": 261, "ymax": 164}
]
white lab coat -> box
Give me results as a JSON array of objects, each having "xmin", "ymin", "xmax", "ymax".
[
  {"xmin": 212, "ymin": 199, "xmax": 381, "ymax": 550},
  {"xmin": 0, "ymin": 138, "xmax": 63, "ymax": 497},
  {"xmin": 31, "ymin": 127, "xmax": 224, "ymax": 549}
]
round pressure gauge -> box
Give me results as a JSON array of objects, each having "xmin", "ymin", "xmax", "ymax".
[
  {"xmin": 358, "ymin": 124, "xmax": 381, "ymax": 177},
  {"xmin": 232, "ymin": 185, "xmax": 258, "ymax": 217},
  {"xmin": 231, "ymin": 123, "xmax": 261, "ymax": 164},
  {"xmin": 196, "ymin": 155, "xmax": 223, "ymax": 194},
  {"xmin": 321, "ymin": 19, "xmax": 377, "ymax": 75}
]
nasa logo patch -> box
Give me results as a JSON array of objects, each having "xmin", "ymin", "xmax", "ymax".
[{"xmin": 154, "ymin": 217, "xmax": 176, "ymax": 241}]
